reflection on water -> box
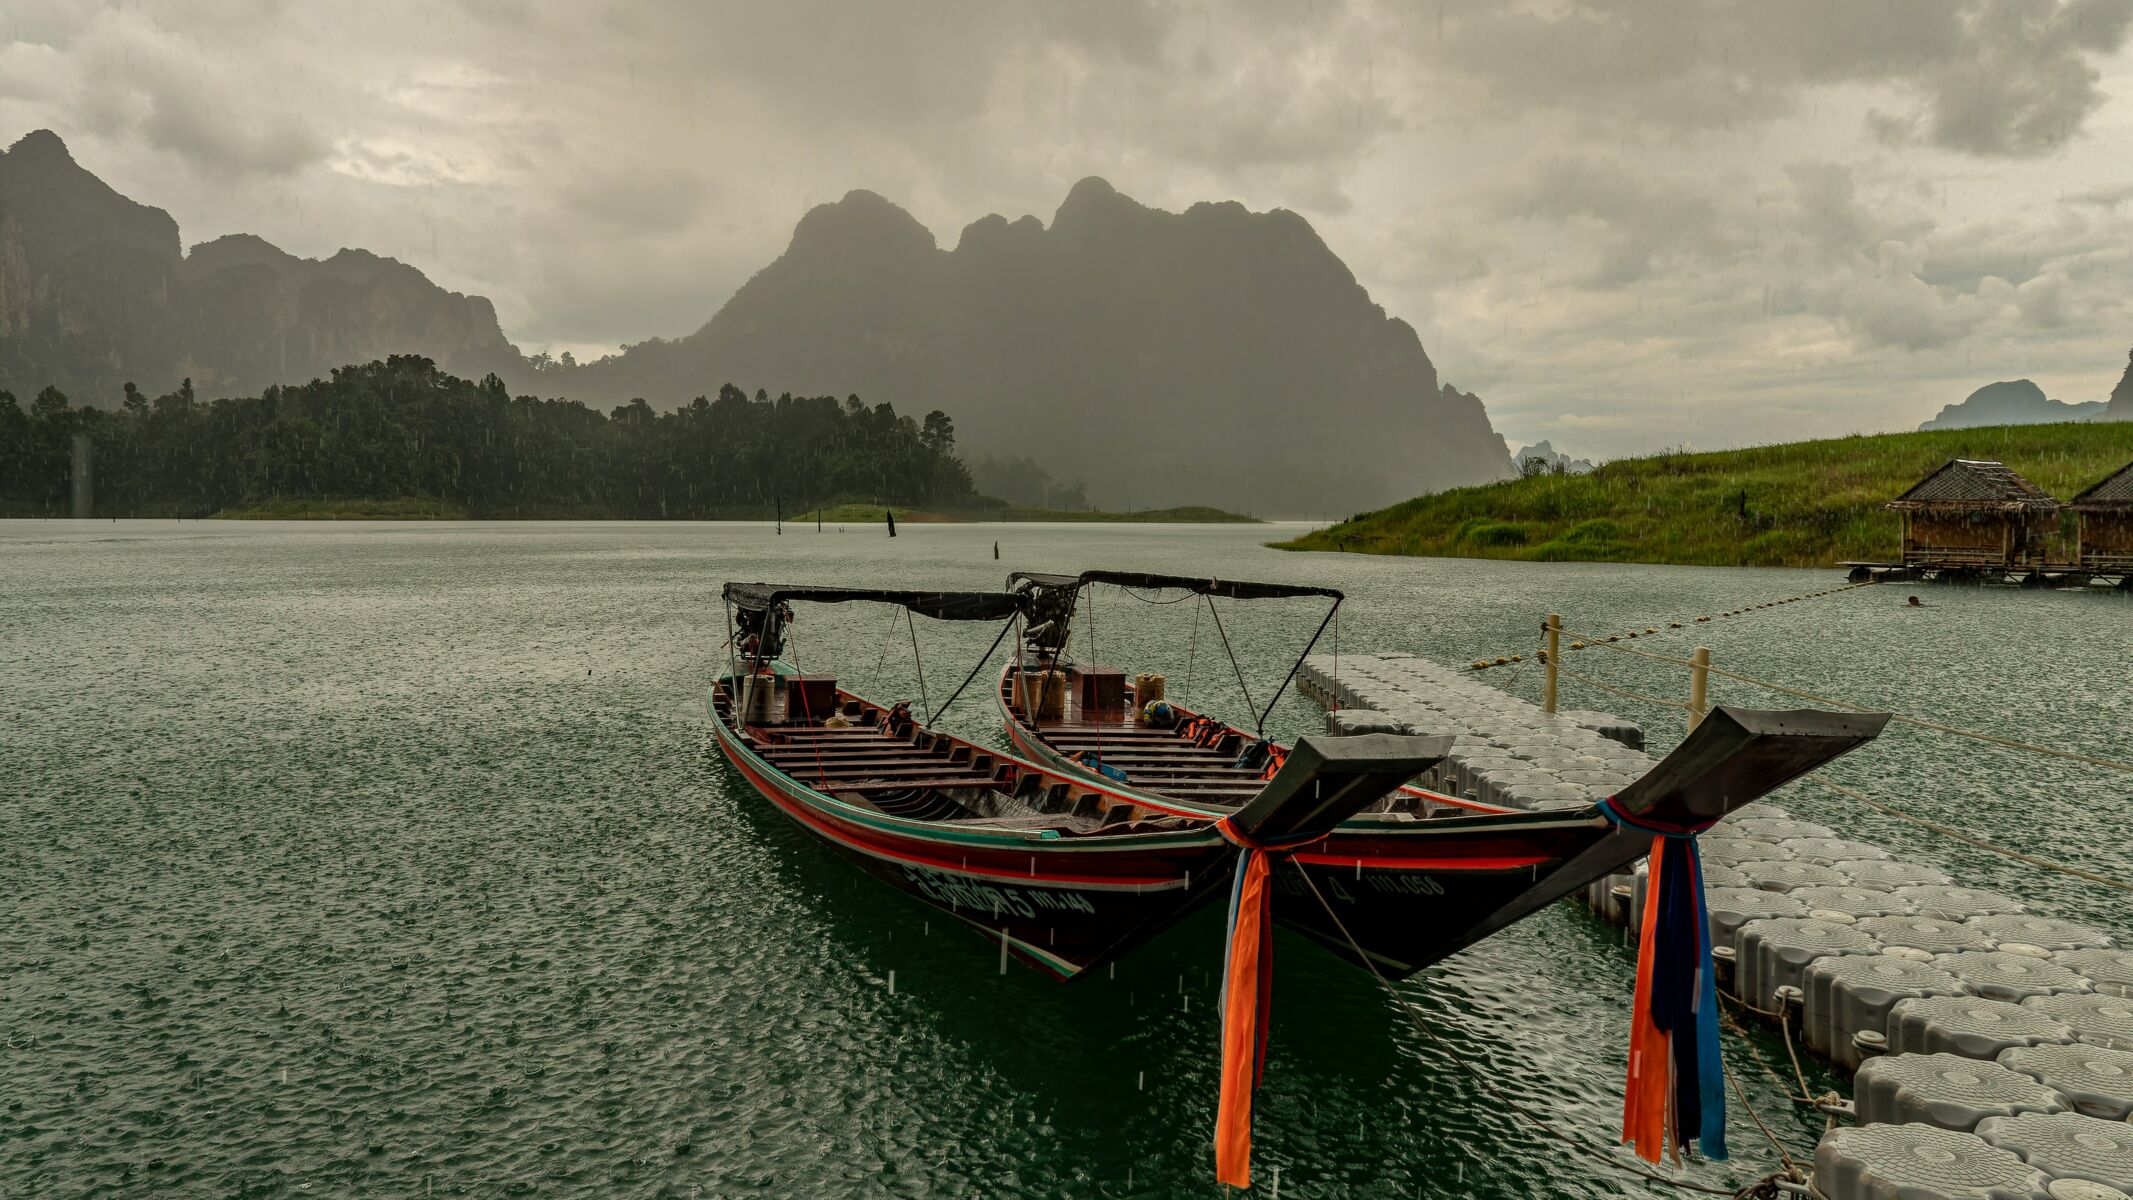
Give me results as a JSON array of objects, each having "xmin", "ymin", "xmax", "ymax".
[{"xmin": 3, "ymin": 519, "xmax": 2125, "ymax": 1197}]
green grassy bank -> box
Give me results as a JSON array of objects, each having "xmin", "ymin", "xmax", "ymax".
[{"xmin": 1276, "ymin": 422, "xmax": 2133, "ymax": 567}]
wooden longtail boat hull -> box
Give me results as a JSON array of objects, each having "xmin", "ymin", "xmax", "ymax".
[
  {"xmin": 995, "ymin": 661, "xmax": 1889, "ymax": 978},
  {"xmin": 709, "ymin": 674, "xmax": 1243, "ymax": 978}
]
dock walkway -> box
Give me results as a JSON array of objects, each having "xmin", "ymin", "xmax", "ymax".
[{"xmin": 1298, "ymin": 652, "xmax": 2133, "ymax": 1200}]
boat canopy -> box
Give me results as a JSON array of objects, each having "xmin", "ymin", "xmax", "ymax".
[
  {"xmin": 1007, "ymin": 570, "xmax": 1343, "ymax": 603},
  {"xmin": 723, "ymin": 582, "xmax": 1028, "ymax": 623}
]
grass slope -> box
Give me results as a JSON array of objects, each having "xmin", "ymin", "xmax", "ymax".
[{"xmin": 1276, "ymin": 422, "xmax": 2133, "ymax": 567}]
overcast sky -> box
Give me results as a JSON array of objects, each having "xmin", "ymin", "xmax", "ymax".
[{"xmin": 5, "ymin": 0, "xmax": 2132, "ymax": 455}]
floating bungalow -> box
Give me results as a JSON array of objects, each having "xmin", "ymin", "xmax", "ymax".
[
  {"xmin": 2071, "ymin": 460, "xmax": 2133, "ymax": 574},
  {"xmin": 1882, "ymin": 458, "xmax": 2059, "ymax": 573}
]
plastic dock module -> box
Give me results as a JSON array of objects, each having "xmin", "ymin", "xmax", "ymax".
[
  {"xmin": 1899, "ymin": 885, "xmax": 2031, "ymax": 921},
  {"xmin": 1707, "ymin": 887, "xmax": 1810, "ymax": 952},
  {"xmin": 1729, "ymin": 802, "xmax": 1791, "ymax": 821},
  {"xmin": 1737, "ymin": 917, "xmax": 1882, "ymax": 1012},
  {"xmin": 1855, "ymin": 1052, "xmax": 2068, "ymax": 1130},
  {"xmin": 1785, "ymin": 836, "xmax": 1896, "ymax": 865},
  {"xmin": 1935, "ymin": 952, "xmax": 2098, "ymax": 1003},
  {"xmin": 1743, "ymin": 859, "xmax": 1851, "ymax": 892},
  {"xmin": 1790, "ymin": 886, "xmax": 1917, "ymax": 920},
  {"xmin": 1701, "ymin": 836, "xmax": 1795, "ymax": 867},
  {"xmin": 1306, "ymin": 651, "xmax": 2124, "ymax": 1200},
  {"xmin": 2055, "ymin": 950, "xmax": 2133, "ymax": 998},
  {"xmin": 1858, "ymin": 916, "xmax": 2002, "ymax": 956},
  {"xmin": 1839, "ymin": 859, "xmax": 1957, "ymax": 891},
  {"xmin": 2023, "ymin": 995, "xmax": 2133, "ymax": 1052},
  {"xmin": 1965, "ymin": 916, "xmax": 2117, "ymax": 953},
  {"xmin": 1813, "ymin": 1124, "xmax": 2053, "ymax": 1200},
  {"xmin": 1888, "ymin": 996, "xmax": 2077, "ymax": 1058},
  {"xmin": 1734, "ymin": 817, "xmax": 1836, "ymax": 840},
  {"xmin": 1805, "ymin": 955, "xmax": 1969, "ymax": 1070},
  {"xmin": 1699, "ymin": 862, "xmax": 1751, "ymax": 890},
  {"xmin": 1998, "ymin": 1043, "xmax": 2133, "ymax": 1121},
  {"xmin": 1975, "ymin": 1112, "xmax": 2133, "ymax": 1196}
]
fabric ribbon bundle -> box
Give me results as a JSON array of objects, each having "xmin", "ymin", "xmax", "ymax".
[
  {"xmin": 1210, "ymin": 816, "xmax": 1318, "ymax": 1189},
  {"xmin": 1600, "ymin": 798, "xmax": 1727, "ymax": 1164}
]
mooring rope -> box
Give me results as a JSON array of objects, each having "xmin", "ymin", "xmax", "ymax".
[
  {"xmin": 1805, "ymin": 774, "xmax": 2133, "ymax": 893},
  {"xmin": 1547, "ymin": 659, "xmax": 2133, "ymax": 893},
  {"xmin": 1471, "ymin": 582, "xmax": 1877, "ymax": 672},
  {"xmin": 1553, "ymin": 625, "xmax": 2133, "ymax": 776},
  {"xmin": 1555, "ymin": 659, "xmax": 1694, "ymax": 711},
  {"xmin": 1286, "ymin": 861, "xmax": 1790, "ymax": 1197}
]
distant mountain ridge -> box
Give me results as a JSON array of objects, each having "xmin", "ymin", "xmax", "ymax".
[
  {"xmin": 542, "ymin": 177, "xmax": 1511, "ymax": 512},
  {"xmin": 0, "ymin": 130, "xmax": 520, "ymax": 403},
  {"xmin": 1918, "ymin": 379, "xmax": 2102, "ymax": 429},
  {"xmin": 0, "ymin": 130, "xmax": 1512, "ymax": 513}
]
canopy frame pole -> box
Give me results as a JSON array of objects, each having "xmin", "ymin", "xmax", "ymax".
[
  {"xmin": 928, "ymin": 613, "xmax": 1021, "ymax": 725},
  {"xmin": 1183, "ymin": 595, "xmax": 1203, "ymax": 706},
  {"xmin": 1204, "ymin": 597, "xmax": 1260, "ymax": 734},
  {"xmin": 906, "ymin": 607, "xmax": 931, "ymax": 721},
  {"xmin": 1254, "ymin": 597, "xmax": 1340, "ymax": 735}
]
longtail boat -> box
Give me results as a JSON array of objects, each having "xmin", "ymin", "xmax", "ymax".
[
  {"xmin": 715, "ymin": 577, "xmax": 1891, "ymax": 1183},
  {"xmin": 994, "ymin": 570, "xmax": 1892, "ymax": 978},
  {"xmin": 707, "ymin": 582, "xmax": 1453, "ymax": 978}
]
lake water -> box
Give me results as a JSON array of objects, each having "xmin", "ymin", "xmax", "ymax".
[{"xmin": 4, "ymin": 520, "xmax": 2127, "ymax": 1197}]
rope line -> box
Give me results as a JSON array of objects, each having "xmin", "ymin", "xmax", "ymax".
[
  {"xmin": 1806, "ymin": 774, "xmax": 2133, "ymax": 893},
  {"xmin": 1548, "ymin": 661, "xmax": 2133, "ymax": 892},
  {"xmin": 1285, "ymin": 861, "xmax": 1776, "ymax": 1197},
  {"xmin": 1473, "ymin": 582, "xmax": 1877, "ymax": 672},
  {"xmin": 1556, "ymin": 660, "xmax": 1693, "ymax": 710},
  {"xmin": 1551, "ymin": 622, "xmax": 2133, "ymax": 775}
]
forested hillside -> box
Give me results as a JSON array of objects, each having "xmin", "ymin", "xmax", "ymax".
[{"xmin": 0, "ymin": 356, "xmax": 975, "ymax": 518}]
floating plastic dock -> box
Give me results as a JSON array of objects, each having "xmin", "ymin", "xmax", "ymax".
[{"xmin": 1298, "ymin": 653, "xmax": 2132, "ymax": 1200}]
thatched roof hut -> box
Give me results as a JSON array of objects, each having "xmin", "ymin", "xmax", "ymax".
[
  {"xmin": 2070, "ymin": 461, "xmax": 2133, "ymax": 572},
  {"xmin": 1884, "ymin": 459, "xmax": 2059, "ymax": 570}
]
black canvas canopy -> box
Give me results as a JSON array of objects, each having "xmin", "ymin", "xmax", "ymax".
[
  {"xmin": 1008, "ymin": 570, "xmax": 1342, "ymax": 602},
  {"xmin": 723, "ymin": 582, "xmax": 1027, "ymax": 623}
]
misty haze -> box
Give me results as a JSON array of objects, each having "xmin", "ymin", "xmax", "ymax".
[{"xmin": 5, "ymin": 4, "xmax": 2132, "ymax": 1198}]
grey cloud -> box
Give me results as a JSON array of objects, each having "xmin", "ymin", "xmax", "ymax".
[
  {"xmin": 3, "ymin": 0, "xmax": 2132, "ymax": 457},
  {"xmin": 1911, "ymin": 0, "xmax": 2133, "ymax": 155},
  {"xmin": 1433, "ymin": 0, "xmax": 2131, "ymax": 157}
]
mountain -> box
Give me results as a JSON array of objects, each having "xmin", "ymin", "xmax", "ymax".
[
  {"xmin": 2108, "ymin": 349, "xmax": 2133, "ymax": 420},
  {"xmin": 0, "ymin": 132, "xmax": 1511, "ymax": 512},
  {"xmin": 0, "ymin": 130, "xmax": 520, "ymax": 402},
  {"xmin": 1510, "ymin": 439, "xmax": 1595, "ymax": 475},
  {"xmin": 1917, "ymin": 378, "xmax": 2105, "ymax": 430},
  {"xmin": 541, "ymin": 178, "xmax": 1512, "ymax": 513}
]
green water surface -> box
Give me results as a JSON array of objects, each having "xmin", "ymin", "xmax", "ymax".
[{"xmin": 3, "ymin": 520, "xmax": 2127, "ymax": 1198}]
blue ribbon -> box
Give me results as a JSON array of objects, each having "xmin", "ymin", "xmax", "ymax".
[{"xmin": 1596, "ymin": 797, "xmax": 1728, "ymax": 1160}]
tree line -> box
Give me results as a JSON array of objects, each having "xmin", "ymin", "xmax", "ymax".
[{"xmin": 0, "ymin": 356, "xmax": 981, "ymax": 518}]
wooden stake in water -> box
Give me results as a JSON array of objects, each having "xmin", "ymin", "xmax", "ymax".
[
  {"xmin": 998, "ymin": 928, "xmax": 1008, "ymax": 974},
  {"xmin": 887, "ymin": 970, "xmax": 896, "ymax": 996}
]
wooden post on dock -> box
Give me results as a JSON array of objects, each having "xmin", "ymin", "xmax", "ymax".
[
  {"xmin": 1543, "ymin": 613, "xmax": 1560, "ymax": 714},
  {"xmin": 1687, "ymin": 647, "xmax": 1710, "ymax": 732}
]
